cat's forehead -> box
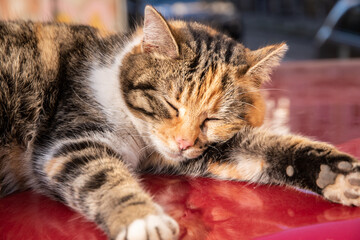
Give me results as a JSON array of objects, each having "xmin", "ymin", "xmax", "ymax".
[
  {"xmin": 159, "ymin": 23, "xmax": 253, "ymax": 113},
  {"xmin": 171, "ymin": 21, "xmax": 248, "ymax": 66},
  {"xmin": 176, "ymin": 66, "xmax": 225, "ymax": 111}
]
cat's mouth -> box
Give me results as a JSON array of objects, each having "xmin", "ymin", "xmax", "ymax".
[{"xmin": 152, "ymin": 135, "xmax": 205, "ymax": 161}]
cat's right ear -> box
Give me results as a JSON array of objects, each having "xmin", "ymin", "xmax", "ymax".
[
  {"xmin": 142, "ymin": 5, "xmax": 179, "ymax": 59},
  {"xmin": 245, "ymin": 43, "xmax": 288, "ymax": 85}
]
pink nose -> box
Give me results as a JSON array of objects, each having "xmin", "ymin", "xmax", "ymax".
[{"xmin": 175, "ymin": 136, "xmax": 194, "ymax": 150}]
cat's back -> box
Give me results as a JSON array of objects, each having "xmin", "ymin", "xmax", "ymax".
[{"xmin": 0, "ymin": 21, "xmax": 106, "ymax": 146}]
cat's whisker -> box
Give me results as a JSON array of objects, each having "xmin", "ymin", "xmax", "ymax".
[
  {"xmin": 71, "ymin": 89, "xmax": 100, "ymax": 116},
  {"xmin": 145, "ymin": 148, "xmax": 157, "ymax": 161},
  {"xmin": 241, "ymin": 101, "xmax": 260, "ymax": 112},
  {"xmin": 113, "ymin": 127, "xmax": 151, "ymax": 137},
  {"xmin": 138, "ymin": 145, "xmax": 154, "ymax": 156},
  {"xmin": 259, "ymin": 88, "xmax": 289, "ymax": 93},
  {"xmin": 116, "ymin": 131, "xmax": 151, "ymax": 138},
  {"xmin": 239, "ymin": 88, "xmax": 288, "ymax": 96}
]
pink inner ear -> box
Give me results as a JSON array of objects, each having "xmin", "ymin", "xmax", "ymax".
[
  {"xmin": 143, "ymin": 6, "xmax": 179, "ymax": 58},
  {"xmin": 142, "ymin": 42, "xmax": 159, "ymax": 53}
]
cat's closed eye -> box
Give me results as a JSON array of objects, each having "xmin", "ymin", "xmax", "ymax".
[
  {"xmin": 200, "ymin": 118, "xmax": 221, "ymax": 130},
  {"xmin": 165, "ymin": 100, "xmax": 179, "ymax": 117}
]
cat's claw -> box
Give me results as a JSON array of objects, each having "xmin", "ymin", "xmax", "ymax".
[
  {"xmin": 322, "ymin": 161, "xmax": 360, "ymax": 206},
  {"xmin": 116, "ymin": 208, "xmax": 179, "ymax": 240}
]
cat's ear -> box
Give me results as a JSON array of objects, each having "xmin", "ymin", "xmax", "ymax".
[
  {"xmin": 245, "ymin": 43, "xmax": 288, "ymax": 84},
  {"xmin": 142, "ymin": 5, "xmax": 179, "ymax": 59}
]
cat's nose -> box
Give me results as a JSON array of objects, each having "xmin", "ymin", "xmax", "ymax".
[{"xmin": 175, "ymin": 136, "xmax": 194, "ymax": 150}]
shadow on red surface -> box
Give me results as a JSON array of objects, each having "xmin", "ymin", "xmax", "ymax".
[{"xmin": 1, "ymin": 60, "xmax": 360, "ymax": 240}]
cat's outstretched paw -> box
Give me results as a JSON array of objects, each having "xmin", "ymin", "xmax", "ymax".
[
  {"xmin": 116, "ymin": 208, "xmax": 179, "ymax": 240},
  {"xmin": 322, "ymin": 165, "xmax": 360, "ymax": 206},
  {"xmin": 313, "ymin": 151, "xmax": 360, "ymax": 206}
]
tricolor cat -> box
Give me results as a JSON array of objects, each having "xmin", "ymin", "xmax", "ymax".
[{"xmin": 0, "ymin": 5, "xmax": 359, "ymax": 240}]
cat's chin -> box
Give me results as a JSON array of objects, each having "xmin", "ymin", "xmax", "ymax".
[
  {"xmin": 162, "ymin": 151, "xmax": 186, "ymax": 162},
  {"xmin": 162, "ymin": 149, "xmax": 203, "ymax": 162}
]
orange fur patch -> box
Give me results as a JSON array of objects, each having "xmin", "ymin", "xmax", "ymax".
[
  {"xmin": 34, "ymin": 24, "xmax": 63, "ymax": 75},
  {"xmin": 208, "ymin": 157, "xmax": 267, "ymax": 181},
  {"xmin": 246, "ymin": 92, "xmax": 266, "ymax": 127},
  {"xmin": 44, "ymin": 157, "xmax": 68, "ymax": 178},
  {"xmin": 208, "ymin": 162, "xmax": 243, "ymax": 180}
]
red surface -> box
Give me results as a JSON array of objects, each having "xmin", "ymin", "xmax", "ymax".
[
  {"xmin": 1, "ymin": 60, "xmax": 360, "ymax": 239},
  {"xmin": 255, "ymin": 218, "xmax": 360, "ymax": 240}
]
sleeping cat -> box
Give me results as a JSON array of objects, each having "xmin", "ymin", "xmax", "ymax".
[{"xmin": 0, "ymin": 5, "xmax": 359, "ymax": 240}]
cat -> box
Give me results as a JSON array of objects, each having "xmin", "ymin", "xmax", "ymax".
[{"xmin": 0, "ymin": 5, "xmax": 359, "ymax": 240}]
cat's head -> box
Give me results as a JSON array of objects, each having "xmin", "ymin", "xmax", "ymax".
[{"xmin": 120, "ymin": 6, "xmax": 287, "ymax": 161}]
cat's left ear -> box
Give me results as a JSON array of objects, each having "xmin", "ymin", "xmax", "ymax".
[
  {"xmin": 245, "ymin": 43, "xmax": 288, "ymax": 85},
  {"xmin": 142, "ymin": 5, "xmax": 179, "ymax": 59}
]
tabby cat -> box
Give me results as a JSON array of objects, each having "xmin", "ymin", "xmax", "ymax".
[{"xmin": 1, "ymin": 5, "xmax": 359, "ymax": 240}]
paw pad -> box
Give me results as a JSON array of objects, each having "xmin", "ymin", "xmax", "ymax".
[
  {"xmin": 286, "ymin": 165, "xmax": 294, "ymax": 177},
  {"xmin": 337, "ymin": 161, "xmax": 353, "ymax": 171},
  {"xmin": 344, "ymin": 191, "xmax": 359, "ymax": 199},
  {"xmin": 316, "ymin": 165, "xmax": 337, "ymax": 189},
  {"xmin": 349, "ymin": 178, "xmax": 360, "ymax": 186},
  {"xmin": 323, "ymin": 171, "xmax": 360, "ymax": 206},
  {"xmin": 327, "ymin": 195, "xmax": 341, "ymax": 202}
]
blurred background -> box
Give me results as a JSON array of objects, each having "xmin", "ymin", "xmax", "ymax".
[{"xmin": 0, "ymin": 0, "xmax": 359, "ymax": 61}]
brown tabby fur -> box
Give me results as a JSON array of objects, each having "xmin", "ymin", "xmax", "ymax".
[{"xmin": 1, "ymin": 6, "xmax": 359, "ymax": 240}]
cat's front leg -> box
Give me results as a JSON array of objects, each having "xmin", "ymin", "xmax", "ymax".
[
  {"xmin": 190, "ymin": 126, "xmax": 360, "ymax": 206},
  {"xmin": 287, "ymin": 141, "xmax": 360, "ymax": 206},
  {"xmin": 223, "ymin": 127, "xmax": 360, "ymax": 206},
  {"xmin": 35, "ymin": 139, "xmax": 179, "ymax": 240}
]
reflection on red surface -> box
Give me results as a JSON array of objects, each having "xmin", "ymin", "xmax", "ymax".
[
  {"xmin": 1, "ymin": 60, "xmax": 360, "ymax": 239},
  {"xmin": 143, "ymin": 160, "xmax": 360, "ymax": 240},
  {"xmin": 0, "ymin": 191, "xmax": 106, "ymax": 240}
]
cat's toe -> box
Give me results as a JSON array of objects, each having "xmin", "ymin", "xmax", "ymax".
[
  {"xmin": 116, "ymin": 212, "xmax": 179, "ymax": 240},
  {"xmin": 323, "ymin": 171, "xmax": 360, "ymax": 206}
]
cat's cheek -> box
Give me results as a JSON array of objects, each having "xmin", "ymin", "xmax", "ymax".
[
  {"xmin": 149, "ymin": 133, "xmax": 174, "ymax": 150},
  {"xmin": 246, "ymin": 94, "xmax": 266, "ymax": 127}
]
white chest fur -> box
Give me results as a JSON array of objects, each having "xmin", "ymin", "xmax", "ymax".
[{"xmin": 88, "ymin": 36, "xmax": 149, "ymax": 169}]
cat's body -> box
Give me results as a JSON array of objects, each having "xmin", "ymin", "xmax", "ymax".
[
  {"xmin": 1, "ymin": 6, "xmax": 360, "ymax": 240},
  {"xmin": 0, "ymin": 21, "xmax": 124, "ymax": 193}
]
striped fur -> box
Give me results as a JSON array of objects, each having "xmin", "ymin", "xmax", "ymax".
[{"xmin": 1, "ymin": 5, "xmax": 359, "ymax": 240}]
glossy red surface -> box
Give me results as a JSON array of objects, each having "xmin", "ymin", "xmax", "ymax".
[{"xmin": 1, "ymin": 60, "xmax": 360, "ymax": 239}]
